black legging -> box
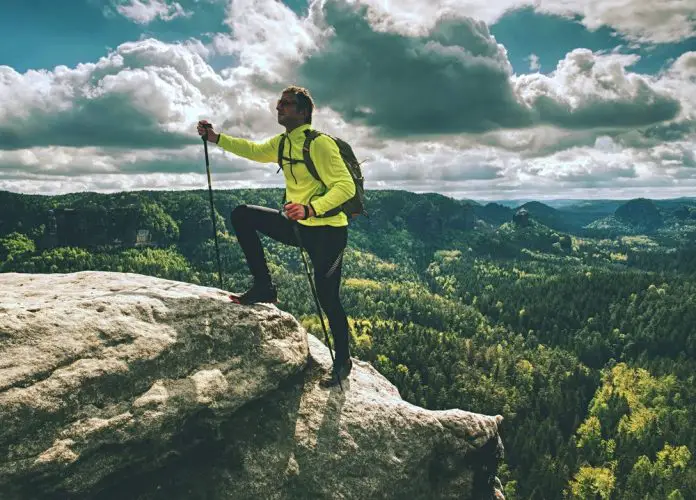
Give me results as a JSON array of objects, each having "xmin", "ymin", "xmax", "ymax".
[{"xmin": 230, "ymin": 204, "xmax": 350, "ymax": 363}]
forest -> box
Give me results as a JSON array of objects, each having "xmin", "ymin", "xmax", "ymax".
[{"xmin": 1, "ymin": 188, "xmax": 696, "ymax": 499}]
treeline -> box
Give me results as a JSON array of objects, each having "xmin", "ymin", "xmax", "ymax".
[
  {"xmin": 1, "ymin": 189, "xmax": 696, "ymax": 499},
  {"xmin": 425, "ymin": 249, "xmax": 696, "ymax": 497}
]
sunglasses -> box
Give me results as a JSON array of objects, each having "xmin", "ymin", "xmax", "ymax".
[{"xmin": 277, "ymin": 99, "xmax": 297, "ymax": 108}]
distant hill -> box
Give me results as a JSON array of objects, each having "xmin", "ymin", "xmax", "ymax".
[
  {"xmin": 469, "ymin": 199, "xmax": 626, "ymax": 233},
  {"xmin": 653, "ymin": 197, "xmax": 696, "ymax": 212},
  {"xmin": 556, "ymin": 200, "xmax": 624, "ymax": 221},
  {"xmin": 543, "ymin": 199, "xmax": 623, "ymax": 211},
  {"xmin": 474, "ymin": 202, "xmax": 513, "ymax": 225},
  {"xmin": 2, "ymin": 190, "xmax": 695, "ymax": 252},
  {"xmin": 584, "ymin": 198, "xmax": 664, "ymax": 235},
  {"xmin": 615, "ymin": 198, "xmax": 663, "ymax": 230},
  {"xmin": 464, "ymin": 217, "xmax": 573, "ymax": 259},
  {"xmin": 672, "ymin": 205, "xmax": 696, "ymax": 221},
  {"xmin": 517, "ymin": 201, "xmax": 575, "ymax": 232}
]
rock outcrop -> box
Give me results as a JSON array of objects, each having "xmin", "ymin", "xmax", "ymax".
[
  {"xmin": 0, "ymin": 271, "xmax": 505, "ymax": 499},
  {"xmin": 512, "ymin": 208, "xmax": 530, "ymax": 227}
]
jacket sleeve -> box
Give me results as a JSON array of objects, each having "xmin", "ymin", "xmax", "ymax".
[
  {"xmin": 308, "ymin": 135, "xmax": 356, "ymax": 216},
  {"xmin": 216, "ymin": 133, "xmax": 281, "ymax": 164}
]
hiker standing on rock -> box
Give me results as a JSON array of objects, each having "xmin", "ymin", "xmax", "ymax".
[{"xmin": 197, "ymin": 85, "xmax": 355, "ymax": 387}]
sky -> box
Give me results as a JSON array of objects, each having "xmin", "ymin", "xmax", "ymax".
[{"xmin": 0, "ymin": 0, "xmax": 695, "ymax": 202}]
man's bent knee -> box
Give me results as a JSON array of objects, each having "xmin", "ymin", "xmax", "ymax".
[{"xmin": 230, "ymin": 204, "xmax": 250, "ymax": 227}]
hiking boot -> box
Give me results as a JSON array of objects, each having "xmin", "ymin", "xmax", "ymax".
[
  {"xmin": 229, "ymin": 281, "xmax": 278, "ymax": 305},
  {"xmin": 320, "ymin": 358, "xmax": 352, "ymax": 388}
]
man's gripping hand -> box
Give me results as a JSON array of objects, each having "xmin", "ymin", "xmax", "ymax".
[
  {"xmin": 197, "ymin": 120, "xmax": 219, "ymax": 143},
  {"xmin": 283, "ymin": 202, "xmax": 316, "ymax": 221}
]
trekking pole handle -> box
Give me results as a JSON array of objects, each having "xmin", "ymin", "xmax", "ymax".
[{"xmin": 200, "ymin": 122, "xmax": 213, "ymax": 141}]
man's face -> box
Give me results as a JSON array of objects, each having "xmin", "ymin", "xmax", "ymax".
[{"xmin": 276, "ymin": 92, "xmax": 305, "ymax": 127}]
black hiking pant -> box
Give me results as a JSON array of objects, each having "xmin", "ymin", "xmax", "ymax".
[{"xmin": 230, "ymin": 204, "xmax": 350, "ymax": 364}]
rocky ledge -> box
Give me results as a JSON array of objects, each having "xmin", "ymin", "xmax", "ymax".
[{"xmin": 0, "ymin": 271, "xmax": 505, "ymax": 499}]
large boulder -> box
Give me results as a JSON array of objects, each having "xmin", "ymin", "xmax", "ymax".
[{"xmin": 0, "ymin": 271, "xmax": 505, "ymax": 499}]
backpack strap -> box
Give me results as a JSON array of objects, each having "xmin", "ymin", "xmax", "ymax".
[
  {"xmin": 302, "ymin": 129, "xmax": 343, "ymax": 218},
  {"xmin": 277, "ymin": 134, "xmax": 306, "ymax": 170},
  {"xmin": 278, "ymin": 133, "xmax": 308, "ymax": 206},
  {"xmin": 277, "ymin": 134, "xmax": 285, "ymax": 206},
  {"xmin": 302, "ymin": 129, "xmax": 322, "ymax": 182},
  {"xmin": 277, "ymin": 134, "xmax": 286, "ymax": 174}
]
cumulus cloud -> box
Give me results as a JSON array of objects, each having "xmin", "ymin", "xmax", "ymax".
[
  {"xmin": 0, "ymin": 39, "xmax": 255, "ymax": 150},
  {"xmin": 527, "ymin": 53, "xmax": 540, "ymax": 72},
  {"xmin": 536, "ymin": 0, "xmax": 696, "ymax": 44},
  {"xmin": 213, "ymin": 0, "xmax": 326, "ymax": 83},
  {"xmin": 515, "ymin": 50, "xmax": 680, "ymax": 130},
  {"xmin": 360, "ymin": 141, "xmax": 507, "ymax": 187},
  {"xmin": 480, "ymin": 127, "xmax": 603, "ymax": 157},
  {"xmin": 294, "ymin": 4, "xmax": 682, "ymax": 138},
  {"xmin": 637, "ymin": 141, "xmax": 696, "ymax": 169},
  {"xmin": 360, "ymin": 136, "xmax": 696, "ymax": 200},
  {"xmin": 1, "ymin": 2, "xmax": 687, "ymax": 152},
  {"xmin": 0, "ymin": 142, "xmax": 286, "ymax": 195},
  {"xmin": 343, "ymin": 0, "xmax": 696, "ymax": 44},
  {"xmin": 605, "ymin": 51, "xmax": 696, "ymax": 149},
  {"xmin": 0, "ymin": 142, "xmax": 268, "ymax": 178},
  {"xmin": 296, "ymin": 3, "xmax": 530, "ymax": 136},
  {"xmin": 655, "ymin": 51, "xmax": 696, "ymax": 118},
  {"xmin": 113, "ymin": 0, "xmax": 192, "ymax": 24},
  {"xmin": 493, "ymin": 138, "xmax": 696, "ymax": 200},
  {"xmin": 475, "ymin": 50, "xmax": 694, "ymax": 156},
  {"xmin": 525, "ymin": 147, "xmax": 639, "ymax": 186}
]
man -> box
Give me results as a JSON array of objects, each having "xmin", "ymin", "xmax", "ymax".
[{"xmin": 197, "ymin": 85, "xmax": 355, "ymax": 386}]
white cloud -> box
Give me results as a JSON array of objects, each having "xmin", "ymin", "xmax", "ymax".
[
  {"xmin": 212, "ymin": 0, "xmax": 326, "ymax": 83},
  {"xmin": 294, "ymin": 3, "xmax": 686, "ymax": 138},
  {"xmin": 515, "ymin": 50, "xmax": 650, "ymax": 112},
  {"xmin": 638, "ymin": 141, "xmax": 696, "ymax": 169},
  {"xmin": 656, "ymin": 51, "xmax": 696, "ymax": 118},
  {"xmin": 527, "ymin": 53, "xmax": 540, "ymax": 72},
  {"xmin": 343, "ymin": 0, "xmax": 696, "ymax": 44},
  {"xmin": 114, "ymin": 0, "xmax": 192, "ymax": 24},
  {"xmin": 537, "ymin": 0, "xmax": 696, "ymax": 44},
  {"xmin": 1, "ymin": 0, "xmax": 695, "ymax": 201},
  {"xmin": 483, "ymin": 49, "xmax": 692, "ymax": 155},
  {"xmin": 0, "ymin": 143, "xmax": 285, "ymax": 194},
  {"xmin": 0, "ymin": 38, "xmax": 279, "ymax": 150},
  {"xmin": 361, "ymin": 138, "xmax": 696, "ymax": 200}
]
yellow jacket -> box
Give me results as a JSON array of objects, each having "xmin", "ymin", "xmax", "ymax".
[{"xmin": 216, "ymin": 123, "xmax": 355, "ymax": 227}]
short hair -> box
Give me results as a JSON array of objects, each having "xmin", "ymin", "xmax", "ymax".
[{"xmin": 282, "ymin": 85, "xmax": 314, "ymax": 124}]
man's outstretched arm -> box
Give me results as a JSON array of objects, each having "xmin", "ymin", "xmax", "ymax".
[
  {"xmin": 198, "ymin": 120, "xmax": 280, "ymax": 164},
  {"xmin": 216, "ymin": 133, "xmax": 281, "ymax": 163}
]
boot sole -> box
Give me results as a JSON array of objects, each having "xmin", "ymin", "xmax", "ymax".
[{"xmin": 229, "ymin": 294, "xmax": 279, "ymax": 305}]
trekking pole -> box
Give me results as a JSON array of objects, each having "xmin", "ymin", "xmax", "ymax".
[
  {"xmin": 284, "ymin": 212, "xmax": 343, "ymax": 391},
  {"xmin": 202, "ymin": 126, "xmax": 224, "ymax": 290}
]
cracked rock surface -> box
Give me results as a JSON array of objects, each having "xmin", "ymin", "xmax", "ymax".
[{"xmin": 0, "ymin": 271, "xmax": 505, "ymax": 499}]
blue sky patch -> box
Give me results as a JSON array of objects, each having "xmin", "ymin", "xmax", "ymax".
[
  {"xmin": 0, "ymin": 0, "xmax": 228, "ymax": 72},
  {"xmin": 3, "ymin": 0, "xmax": 691, "ymax": 77},
  {"xmin": 281, "ymin": 0, "xmax": 310, "ymax": 17}
]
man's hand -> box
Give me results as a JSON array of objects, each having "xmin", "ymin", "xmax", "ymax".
[
  {"xmin": 197, "ymin": 120, "xmax": 219, "ymax": 143},
  {"xmin": 284, "ymin": 203, "xmax": 315, "ymax": 221}
]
